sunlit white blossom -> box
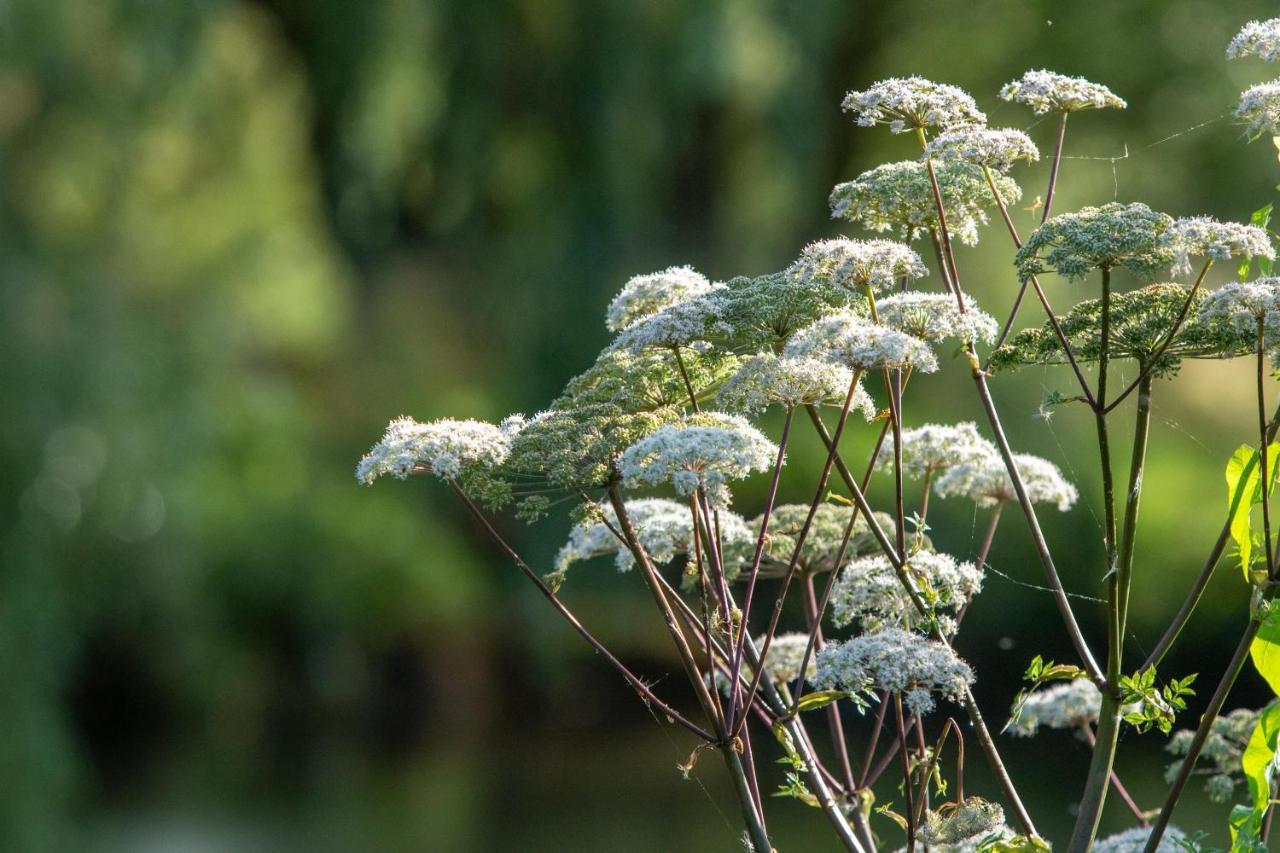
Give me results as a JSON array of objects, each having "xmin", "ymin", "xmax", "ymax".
[
  {"xmin": 831, "ymin": 160, "xmax": 1021, "ymax": 246},
  {"xmin": 786, "ymin": 311, "xmax": 938, "ymax": 373},
  {"xmin": 830, "ymin": 551, "xmax": 982, "ymax": 635},
  {"xmin": 356, "ymin": 416, "xmax": 519, "ymax": 484},
  {"xmin": 605, "ymin": 266, "xmax": 718, "ymax": 332},
  {"xmin": 1228, "ymin": 18, "xmax": 1280, "ymax": 62},
  {"xmin": 716, "ymin": 353, "xmax": 874, "ymax": 418},
  {"xmin": 875, "ymin": 290, "xmax": 998, "ymax": 345},
  {"xmin": 788, "ymin": 237, "xmax": 928, "ymax": 295},
  {"xmin": 842, "ymin": 77, "xmax": 985, "ymax": 133},
  {"xmin": 934, "ymin": 451, "xmax": 1078, "ymax": 511},
  {"xmin": 814, "ymin": 627, "xmax": 974, "ymax": 715},
  {"xmin": 1236, "ymin": 80, "xmax": 1280, "ymax": 138},
  {"xmin": 923, "ymin": 126, "xmax": 1040, "ymax": 173},
  {"xmin": 1164, "ymin": 216, "xmax": 1274, "ymax": 276},
  {"xmin": 619, "ymin": 412, "xmax": 778, "ymax": 504},
  {"xmin": 999, "ymin": 69, "xmax": 1126, "ymax": 114},
  {"xmin": 1015, "ymin": 202, "xmax": 1174, "ymax": 282},
  {"xmin": 609, "ymin": 289, "xmax": 731, "ymax": 352},
  {"xmin": 919, "ymin": 798, "xmax": 1015, "ymax": 850},
  {"xmin": 1198, "ymin": 278, "xmax": 1280, "ymax": 347},
  {"xmin": 1008, "ymin": 679, "xmax": 1102, "ymax": 736},
  {"xmin": 1092, "ymin": 826, "xmax": 1187, "ymax": 853},
  {"xmin": 879, "ymin": 422, "xmax": 997, "ymax": 480}
]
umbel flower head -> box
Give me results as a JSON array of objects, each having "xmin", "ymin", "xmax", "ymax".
[
  {"xmin": 1199, "ymin": 278, "xmax": 1280, "ymax": 349},
  {"xmin": 831, "ymin": 160, "xmax": 1021, "ymax": 246},
  {"xmin": 618, "ymin": 412, "xmax": 778, "ymax": 505},
  {"xmin": 1235, "ymin": 80, "xmax": 1280, "ymax": 138},
  {"xmin": 1228, "ymin": 18, "xmax": 1280, "ymax": 62},
  {"xmin": 874, "ymin": 290, "xmax": 998, "ymax": 345},
  {"xmin": 786, "ymin": 311, "xmax": 939, "ymax": 373},
  {"xmin": 550, "ymin": 497, "xmax": 752, "ymax": 589},
  {"xmin": 1165, "ymin": 215, "xmax": 1273, "ymax": 277},
  {"xmin": 1015, "ymin": 202, "xmax": 1175, "ymax": 282},
  {"xmin": 829, "ymin": 550, "xmax": 982, "ymax": 636},
  {"xmin": 1092, "ymin": 826, "xmax": 1187, "ymax": 853},
  {"xmin": 605, "ymin": 266, "xmax": 718, "ymax": 332},
  {"xmin": 919, "ymin": 798, "xmax": 1015, "ymax": 849},
  {"xmin": 787, "ymin": 237, "xmax": 927, "ymax": 295},
  {"xmin": 609, "ymin": 289, "xmax": 731, "ymax": 353},
  {"xmin": 754, "ymin": 633, "xmax": 819, "ymax": 684},
  {"xmin": 922, "ymin": 126, "xmax": 1041, "ymax": 173},
  {"xmin": 1008, "ymin": 679, "xmax": 1102, "ymax": 736},
  {"xmin": 992, "ymin": 283, "xmax": 1250, "ymax": 379},
  {"xmin": 999, "ymin": 69, "xmax": 1126, "ymax": 114},
  {"xmin": 356, "ymin": 416, "xmax": 520, "ymax": 485},
  {"xmin": 878, "ymin": 422, "xmax": 998, "ymax": 480},
  {"xmin": 753, "ymin": 504, "xmax": 901, "ymax": 577},
  {"xmin": 715, "ymin": 353, "xmax": 874, "ymax": 418},
  {"xmin": 554, "ymin": 346, "xmax": 742, "ymax": 413},
  {"xmin": 814, "ymin": 627, "xmax": 975, "ymax": 715},
  {"xmin": 841, "ymin": 77, "xmax": 986, "ymax": 133},
  {"xmin": 714, "ymin": 271, "xmax": 860, "ymax": 351},
  {"xmin": 934, "ymin": 450, "xmax": 1078, "ymax": 512},
  {"xmin": 1165, "ymin": 706, "xmax": 1260, "ymax": 803}
]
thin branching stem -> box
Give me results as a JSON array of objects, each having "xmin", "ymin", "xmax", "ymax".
[
  {"xmin": 1042, "ymin": 112, "xmax": 1069, "ymax": 224},
  {"xmin": 895, "ymin": 693, "xmax": 918, "ymax": 852},
  {"xmin": 1079, "ymin": 724, "xmax": 1149, "ymax": 826}
]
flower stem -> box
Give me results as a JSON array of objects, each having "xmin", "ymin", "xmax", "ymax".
[{"xmin": 1042, "ymin": 112, "xmax": 1069, "ymax": 224}]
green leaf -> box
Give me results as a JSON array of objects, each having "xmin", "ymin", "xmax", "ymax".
[
  {"xmin": 1240, "ymin": 203, "xmax": 1274, "ymax": 280},
  {"xmin": 1251, "ymin": 610, "xmax": 1280, "ymax": 696},
  {"xmin": 1228, "ymin": 699, "xmax": 1280, "ymax": 851},
  {"xmin": 1225, "ymin": 444, "xmax": 1280, "ymax": 582},
  {"xmin": 794, "ymin": 689, "xmax": 847, "ymax": 713}
]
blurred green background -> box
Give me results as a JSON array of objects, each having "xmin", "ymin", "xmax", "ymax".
[{"xmin": 7, "ymin": 0, "xmax": 1280, "ymax": 849}]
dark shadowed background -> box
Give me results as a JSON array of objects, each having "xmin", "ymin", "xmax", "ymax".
[{"xmin": 5, "ymin": 0, "xmax": 1280, "ymax": 849}]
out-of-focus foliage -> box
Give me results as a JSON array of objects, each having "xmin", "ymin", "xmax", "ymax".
[{"xmin": 4, "ymin": 0, "xmax": 1280, "ymax": 849}]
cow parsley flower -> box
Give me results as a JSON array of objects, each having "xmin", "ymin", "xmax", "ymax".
[
  {"xmin": 1164, "ymin": 215, "xmax": 1274, "ymax": 277},
  {"xmin": 831, "ymin": 160, "xmax": 1021, "ymax": 246},
  {"xmin": 923, "ymin": 126, "xmax": 1040, "ymax": 173},
  {"xmin": 756, "ymin": 633, "xmax": 819, "ymax": 684},
  {"xmin": 1228, "ymin": 18, "xmax": 1280, "ymax": 62},
  {"xmin": 619, "ymin": 412, "xmax": 779, "ymax": 504},
  {"xmin": 1198, "ymin": 278, "xmax": 1280, "ymax": 347},
  {"xmin": 919, "ymin": 798, "xmax": 1015, "ymax": 850},
  {"xmin": 999, "ymin": 69, "xmax": 1126, "ymax": 114},
  {"xmin": 714, "ymin": 272, "xmax": 860, "ymax": 351},
  {"xmin": 716, "ymin": 353, "xmax": 874, "ymax": 418},
  {"xmin": 1015, "ymin": 202, "xmax": 1175, "ymax": 282},
  {"xmin": 1092, "ymin": 826, "xmax": 1187, "ymax": 853},
  {"xmin": 874, "ymin": 290, "xmax": 998, "ymax": 345},
  {"xmin": 609, "ymin": 289, "xmax": 731, "ymax": 353},
  {"xmin": 879, "ymin": 422, "xmax": 998, "ymax": 480},
  {"xmin": 841, "ymin": 77, "xmax": 986, "ymax": 133},
  {"xmin": 605, "ymin": 266, "xmax": 718, "ymax": 332},
  {"xmin": 1165, "ymin": 707, "xmax": 1260, "ymax": 803},
  {"xmin": 754, "ymin": 504, "xmax": 899, "ymax": 576},
  {"xmin": 814, "ymin": 627, "xmax": 975, "ymax": 715},
  {"xmin": 357, "ymin": 416, "xmax": 518, "ymax": 484},
  {"xmin": 1236, "ymin": 80, "xmax": 1280, "ymax": 138},
  {"xmin": 934, "ymin": 451, "xmax": 1078, "ymax": 511},
  {"xmin": 786, "ymin": 311, "xmax": 939, "ymax": 373},
  {"xmin": 555, "ymin": 347, "xmax": 742, "ymax": 413},
  {"xmin": 787, "ymin": 237, "xmax": 928, "ymax": 295},
  {"xmin": 1008, "ymin": 679, "xmax": 1102, "ymax": 736},
  {"xmin": 829, "ymin": 551, "xmax": 982, "ymax": 635}
]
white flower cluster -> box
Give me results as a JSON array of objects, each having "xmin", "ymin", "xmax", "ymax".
[
  {"xmin": 619, "ymin": 412, "xmax": 778, "ymax": 504},
  {"xmin": 919, "ymin": 798, "xmax": 1014, "ymax": 850},
  {"xmin": 1165, "ymin": 215, "xmax": 1274, "ymax": 276},
  {"xmin": 1236, "ymin": 80, "xmax": 1280, "ymax": 138},
  {"xmin": 923, "ymin": 126, "xmax": 1040, "ymax": 173},
  {"xmin": 814, "ymin": 627, "xmax": 974, "ymax": 715},
  {"xmin": 786, "ymin": 311, "xmax": 939, "ymax": 373},
  {"xmin": 829, "ymin": 551, "xmax": 982, "ymax": 635},
  {"xmin": 1228, "ymin": 18, "xmax": 1280, "ymax": 61},
  {"xmin": 716, "ymin": 353, "xmax": 874, "ymax": 418},
  {"xmin": 356, "ymin": 416, "xmax": 519, "ymax": 484},
  {"xmin": 841, "ymin": 77, "xmax": 986, "ymax": 133},
  {"xmin": 605, "ymin": 266, "xmax": 717, "ymax": 332},
  {"xmin": 756, "ymin": 633, "xmax": 818, "ymax": 684},
  {"xmin": 609, "ymin": 289, "xmax": 730, "ymax": 353},
  {"xmin": 1092, "ymin": 826, "xmax": 1187, "ymax": 853},
  {"xmin": 831, "ymin": 160, "xmax": 1020, "ymax": 246},
  {"xmin": 1008, "ymin": 679, "xmax": 1102, "ymax": 736},
  {"xmin": 875, "ymin": 290, "xmax": 998, "ymax": 345},
  {"xmin": 787, "ymin": 237, "xmax": 927, "ymax": 294},
  {"xmin": 1198, "ymin": 278, "xmax": 1280, "ymax": 346},
  {"xmin": 935, "ymin": 451, "xmax": 1078, "ymax": 511},
  {"xmin": 879, "ymin": 422, "xmax": 997, "ymax": 479},
  {"xmin": 999, "ymin": 69, "xmax": 1126, "ymax": 114}
]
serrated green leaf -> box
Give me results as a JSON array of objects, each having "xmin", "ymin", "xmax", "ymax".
[
  {"xmin": 1228, "ymin": 699, "xmax": 1280, "ymax": 851},
  {"xmin": 1225, "ymin": 444, "xmax": 1280, "ymax": 581},
  {"xmin": 1251, "ymin": 610, "xmax": 1280, "ymax": 696}
]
